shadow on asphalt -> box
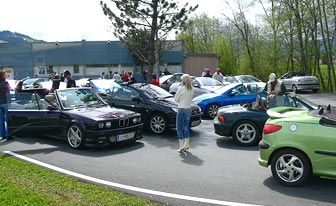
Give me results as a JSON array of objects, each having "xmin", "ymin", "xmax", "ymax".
[
  {"xmin": 179, "ymin": 151, "xmax": 204, "ymax": 166},
  {"xmin": 215, "ymin": 137, "xmax": 259, "ymax": 151},
  {"xmin": 3, "ymin": 134, "xmax": 146, "ymax": 157},
  {"xmin": 263, "ymin": 176, "xmax": 336, "ymax": 204}
]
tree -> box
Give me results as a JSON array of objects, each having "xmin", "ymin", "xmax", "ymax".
[{"xmin": 100, "ymin": 0, "xmax": 198, "ymax": 75}]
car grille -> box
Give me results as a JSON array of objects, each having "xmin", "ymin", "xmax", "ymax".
[{"xmin": 119, "ymin": 118, "xmax": 129, "ymax": 127}]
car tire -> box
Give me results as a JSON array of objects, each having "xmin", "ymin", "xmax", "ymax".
[
  {"xmin": 206, "ymin": 104, "xmax": 219, "ymax": 119},
  {"xmin": 232, "ymin": 120, "xmax": 260, "ymax": 146},
  {"xmin": 271, "ymin": 149, "xmax": 311, "ymax": 187},
  {"xmin": 292, "ymin": 85, "xmax": 298, "ymax": 93},
  {"xmin": 149, "ymin": 113, "xmax": 167, "ymax": 134},
  {"xmin": 67, "ymin": 123, "xmax": 86, "ymax": 149}
]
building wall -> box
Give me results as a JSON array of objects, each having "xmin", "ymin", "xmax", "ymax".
[
  {"xmin": 0, "ymin": 40, "xmax": 184, "ymax": 80},
  {"xmin": 184, "ymin": 54, "xmax": 221, "ymax": 76}
]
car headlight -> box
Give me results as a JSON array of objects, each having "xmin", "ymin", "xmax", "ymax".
[
  {"xmin": 105, "ymin": 121, "xmax": 111, "ymax": 128},
  {"xmin": 172, "ymin": 108, "xmax": 178, "ymax": 113},
  {"xmin": 133, "ymin": 117, "xmax": 141, "ymax": 123},
  {"xmin": 98, "ymin": 122, "xmax": 104, "ymax": 129}
]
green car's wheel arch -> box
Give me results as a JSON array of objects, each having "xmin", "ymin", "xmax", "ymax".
[
  {"xmin": 149, "ymin": 113, "xmax": 167, "ymax": 134},
  {"xmin": 67, "ymin": 123, "xmax": 86, "ymax": 149},
  {"xmin": 206, "ymin": 104, "xmax": 220, "ymax": 119},
  {"xmin": 271, "ymin": 148, "xmax": 312, "ymax": 187},
  {"xmin": 232, "ymin": 120, "xmax": 260, "ymax": 146}
]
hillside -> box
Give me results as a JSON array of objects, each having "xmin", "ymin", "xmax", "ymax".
[{"xmin": 0, "ymin": 30, "xmax": 44, "ymax": 43}]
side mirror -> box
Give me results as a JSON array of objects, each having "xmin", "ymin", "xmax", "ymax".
[
  {"xmin": 228, "ymin": 91, "xmax": 235, "ymax": 97},
  {"xmin": 47, "ymin": 105, "xmax": 58, "ymax": 110},
  {"xmin": 132, "ymin": 96, "xmax": 142, "ymax": 103},
  {"xmin": 193, "ymin": 83, "xmax": 201, "ymax": 88}
]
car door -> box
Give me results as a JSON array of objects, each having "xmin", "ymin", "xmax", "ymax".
[
  {"xmin": 8, "ymin": 91, "xmax": 62, "ymax": 136},
  {"xmin": 106, "ymin": 86, "xmax": 145, "ymax": 115}
]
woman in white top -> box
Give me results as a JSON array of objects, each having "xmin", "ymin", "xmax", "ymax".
[{"xmin": 174, "ymin": 74, "xmax": 194, "ymax": 153}]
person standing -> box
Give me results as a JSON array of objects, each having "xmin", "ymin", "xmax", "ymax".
[
  {"xmin": 0, "ymin": 71, "xmax": 12, "ymax": 140},
  {"xmin": 212, "ymin": 68, "xmax": 224, "ymax": 82},
  {"xmin": 174, "ymin": 74, "xmax": 194, "ymax": 153},
  {"xmin": 264, "ymin": 72, "xmax": 286, "ymax": 107},
  {"xmin": 61, "ymin": 70, "xmax": 76, "ymax": 88},
  {"xmin": 151, "ymin": 74, "xmax": 160, "ymax": 86}
]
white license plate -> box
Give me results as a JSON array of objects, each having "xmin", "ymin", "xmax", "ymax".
[
  {"xmin": 191, "ymin": 119, "xmax": 201, "ymax": 126},
  {"xmin": 117, "ymin": 132, "xmax": 135, "ymax": 141}
]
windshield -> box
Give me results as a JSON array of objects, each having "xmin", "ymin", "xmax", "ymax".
[
  {"xmin": 138, "ymin": 84, "xmax": 173, "ymax": 99},
  {"xmin": 57, "ymin": 88, "xmax": 105, "ymax": 109},
  {"xmin": 195, "ymin": 77, "xmax": 224, "ymax": 86},
  {"xmin": 213, "ymin": 83, "xmax": 241, "ymax": 94},
  {"xmin": 91, "ymin": 79, "xmax": 119, "ymax": 93},
  {"xmin": 237, "ymin": 75, "xmax": 262, "ymax": 83},
  {"xmin": 295, "ymin": 95, "xmax": 319, "ymax": 110}
]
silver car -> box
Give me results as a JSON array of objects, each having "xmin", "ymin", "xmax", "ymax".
[{"xmin": 279, "ymin": 72, "xmax": 319, "ymax": 93}]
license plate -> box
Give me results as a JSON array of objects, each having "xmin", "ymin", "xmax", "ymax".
[
  {"xmin": 191, "ymin": 119, "xmax": 201, "ymax": 126},
  {"xmin": 117, "ymin": 132, "xmax": 135, "ymax": 141}
]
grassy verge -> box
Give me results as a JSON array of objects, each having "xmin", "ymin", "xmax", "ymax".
[{"xmin": 0, "ymin": 155, "xmax": 166, "ymax": 206}]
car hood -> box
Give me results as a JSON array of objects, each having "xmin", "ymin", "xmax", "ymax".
[
  {"xmin": 192, "ymin": 92, "xmax": 220, "ymax": 102},
  {"xmin": 66, "ymin": 106, "xmax": 138, "ymax": 121},
  {"xmin": 202, "ymin": 86, "xmax": 223, "ymax": 92},
  {"xmin": 152, "ymin": 97, "xmax": 199, "ymax": 110}
]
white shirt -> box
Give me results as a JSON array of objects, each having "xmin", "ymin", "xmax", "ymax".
[{"xmin": 174, "ymin": 85, "xmax": 194, "ymax": 109}]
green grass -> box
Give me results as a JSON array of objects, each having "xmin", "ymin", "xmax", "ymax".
[{"xmin": 0, "ymin": 155, "xmax": 166, "ymax": 206}]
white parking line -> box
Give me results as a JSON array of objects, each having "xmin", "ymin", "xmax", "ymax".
[{"xmin": 4, "ymin": 151, "xmax": 261, "ymax": 206}]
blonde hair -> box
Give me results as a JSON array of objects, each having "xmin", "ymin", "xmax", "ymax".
[{"xmin": 181, "ymin": 74, "xmax": 192, "ymax": 90}]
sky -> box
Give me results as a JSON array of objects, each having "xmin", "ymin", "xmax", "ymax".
[{"xmin": 0, "ymin": 0, "xmax": 264, "ymax": 42}]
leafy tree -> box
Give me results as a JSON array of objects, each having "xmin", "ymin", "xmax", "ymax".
[{"xmin": 100, "ymin": 0, "xmax": 198, "ymax": 75}]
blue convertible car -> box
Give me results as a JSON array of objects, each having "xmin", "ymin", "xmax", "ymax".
[{"xmin": 192, "ymin": 83, "xmax": 266, "ymax": 119}]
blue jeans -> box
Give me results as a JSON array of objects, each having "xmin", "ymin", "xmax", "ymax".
[
  {"xmin": 176, "ymin": 108, "xmax": 192, "ymax": 140},
  {"xmin": 0, "ymin": 103, "xmax": 9, "ymax": 137}
]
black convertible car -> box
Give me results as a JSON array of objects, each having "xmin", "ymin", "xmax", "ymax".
[
  {"xmin": 213, "ymin": 93, "xmax": 319, "ymax": 146},
  {"xmin": 8, "ymin": 87, "xmax": 143, "ymax": 149},
  {"xmin": 90, "ymin": 80, "xmax": 202, "ymax": 134}
]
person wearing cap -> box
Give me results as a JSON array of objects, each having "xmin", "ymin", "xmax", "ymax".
[
  {"xmin": 61, "ymin": 70, "xmax": 76, "ymax": 88},
  {"xmin": 264, "ymin": 72, "xmax": 286, "ymax": 107}
]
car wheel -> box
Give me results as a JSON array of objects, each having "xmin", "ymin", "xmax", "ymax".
[
  {"xmin": 232, "ymin": 120, "xmax": 260, "ymax": 146},
  {"xmin": 67, "ymin": 124, "xmax": 86, "ymax": 149},
  {"xmin": 271, "ymin": 149, "xmax": 311, "ymax": 187},
  {"xmin": 149, "ymin": 114, "xmax": 167, "ymax": 134},
  {"xmin": 292, "ymin": 85, "xmax": 298, "ymax": 92},
  {"xmin": 206, "ymin": 104, "xmax": 219, "ymax": 119}
]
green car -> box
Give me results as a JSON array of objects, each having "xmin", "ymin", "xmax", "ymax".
[{"xmin": 258, "ymin": 106, "xmax": 336, "ymax": 186}]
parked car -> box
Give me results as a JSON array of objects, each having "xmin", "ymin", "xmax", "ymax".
[
  {"xmin": 90, "ymin": 80, "xmax": 202, "ymax": 134},
  {"xmin": 192, "ymin": 82, "xmax": 266, "ymax": 119},
  {"xmin": 159, "ymin": 72, "xmax": 183, "ymax": 91},
  {"xmin": 223, "ymin": 75, "xmax": 266, "ymax": 89},
  {"xmin": 8, "ymin": 87, "xmax": 143, "ymax": 149},
  {"xmin": 214, "ymin": 93, "xmax": 319, "ymax": 146},
  {"xmin": 279, "ymin": 72, "xmax": 319, "ymax": 93},
  {"xmin": 169, "ymin": 76, "xmax": 224, "ymax": 97},
  {"xmin": 258, "ymin": 105, "xmax": 336, "ymax": 186}
]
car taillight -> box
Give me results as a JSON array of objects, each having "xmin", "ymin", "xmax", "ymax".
[
  {"xmin": 263, "ymin": 124, "xmax": 282, "ymax": 135},
  {"xmin": 217, "ymin": 115, "xmax": 225, "ymax": 122}
]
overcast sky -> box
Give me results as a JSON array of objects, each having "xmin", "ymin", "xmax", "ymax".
[{"xmin": 0, "ymin": 0, "xmax": 263, "ymax": 42}]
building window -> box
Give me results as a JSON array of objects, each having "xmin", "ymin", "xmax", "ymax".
[{"xmin": 74, "ymin": 65, "xmax": 79, "ymax": 73}]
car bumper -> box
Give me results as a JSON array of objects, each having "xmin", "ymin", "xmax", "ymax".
[
  {"xmin": 213, "ymin": 118, "xmax": 232, "ymax": 137},
  {"xmin": 258, "ymin": 140, "xmax": 271, "ymax": 167},
  {"xmin": 296, "ymin": 84, "xmax": 319, "ymax": 90},
  {"xmin": 84, "ymin": 123, "xmax": 143, "ymax": 144}
]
